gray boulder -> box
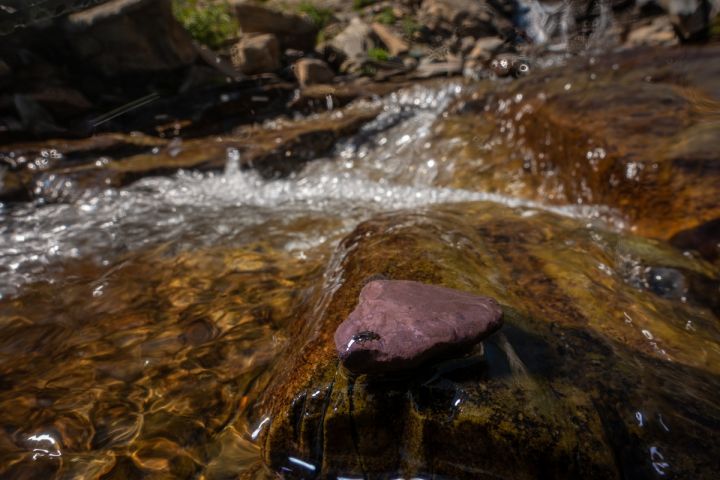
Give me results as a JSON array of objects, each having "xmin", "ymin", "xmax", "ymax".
[
  {"xmin": 327, "ymin": 18, "xmax": 374, "ymax": 72},
  {"xmin": 62, "ymin": 0, "xmax": 197, "ymax": 76}
]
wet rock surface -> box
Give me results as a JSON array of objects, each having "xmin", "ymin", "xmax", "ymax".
[
  {"xmin": 436, "ymin": 45, "xmax": 720, "ymax": 241},
  {"xmin": 254, "ymin": 204, "xmax": 720, "ymax": 479},
  {"xmin": 0, "ymin": 100, "xmax": 382, "ymax": 202},
  {"xmin": 335, "ymin": 280, "xmax": 503, "ymax": 374}
]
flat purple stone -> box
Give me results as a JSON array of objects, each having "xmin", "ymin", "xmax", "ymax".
[{"xmin": 334, "ymin": 280, "xmax": 503, "ymax": 374}]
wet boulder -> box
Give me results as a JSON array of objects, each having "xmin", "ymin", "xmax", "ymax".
[
  {"xmin": 62, "ymin": 0, "xmax": 197, "ymax": 77},
  {"xmin": 335, "ymin": 280, "xmax": 503, "ymax": 374},
  {"xmin": 0, "ymin": 100, "xmax": 381, "ymax": 200},
  {"xmin": 437, "ymin": 45, "xmax": 720, "ymax": 241},
  {"xmin": 253, "ymin": 205, "xmax": 720, "ymax": 479}
]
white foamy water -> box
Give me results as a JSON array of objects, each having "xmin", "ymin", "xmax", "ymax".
[{"xmin": 0, "ymin": 84, "xmax": 624, "ymax": 297}]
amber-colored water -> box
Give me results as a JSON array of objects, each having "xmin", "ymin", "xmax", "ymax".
[{"xmin": 0, "ymin": 69, "xmax": 718, "ymax": 478}]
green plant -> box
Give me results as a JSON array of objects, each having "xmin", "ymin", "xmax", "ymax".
[
  {"xmin": 172, "ymin": 0, "xmax": 238, "ymax": 50},
  {"xmin": 401, "ymin": 17, "xmax": 420, "ymax": 40},
  {"xmin": 368, "ymin": 47, "xmax": 389, "ymax": 62},
  {"xmin": 299, "ymin": 2, "xmax": 333, "ymax": 30},
  {"xmin": 375, "ymin": 7, "xmax": 396, "ymax": 25},
  {"xmin": 360, "ymin": 64, "xmax": 377, "ymax": 76},
  {"xmin": 353, "ymin": 0, "xmax": 376, "ymax": 11},
  {"xmin": 711, "ymin": 13, "xmax": 720, "ymax": 40}
]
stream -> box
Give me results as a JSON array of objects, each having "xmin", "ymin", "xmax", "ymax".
[{"xmin": 0, "ymin": 43, "xmax": 719, "ymax": 479}]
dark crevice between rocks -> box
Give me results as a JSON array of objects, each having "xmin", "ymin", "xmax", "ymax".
[
  {"xmin": 290, "ymin": 390, "xmax": 307, "ymax": 447},
  {"xmin": 346, "ymin": 374, "xmax": 369, "ymax": 480},
  {"xmin": 670, "ymin": 217, "xmax": 720, "ymax": 264},
  {"xmin": 591, "ymin": 398, "xmax": 640, "ymax": 480},
  {"xmin": 315, "ymin": 367, "xmax": 337, "ymax": 478}
]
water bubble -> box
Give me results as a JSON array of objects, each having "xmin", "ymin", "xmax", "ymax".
[
  {"xmin": 644, "ymin": 267, "xmax": 687, "ymax": 299},
  {"xmin": 26, "ymin": 433, "xmax": 62, "ymax": 460},
  {"xmin": 288, "ymin": 456, "xmax": 316, "ymax": 471},
  {"xmin": 635, "ymin": 411, "xmax": 644, "ymax": 427},
  {"xmin": 650, "ymin": 446, "xmax": 670, "ymax": 475},
  {"xmin": 250, "ymin": 417, "xmax": 270, "ymax": 440}
]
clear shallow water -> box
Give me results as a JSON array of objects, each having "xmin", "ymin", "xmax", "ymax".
[
  {"xmin": 0, "ymin": 83, "xmax": 624, "ymax": 298},
  {"xmin": 1, "ymin": 81, "xmax": 716, "ymax": 479}
]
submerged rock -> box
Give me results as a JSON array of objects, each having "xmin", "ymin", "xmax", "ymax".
[
  {"xmin": 254, "ymin": 205, "xmax": 720, "ymax": 479},
  {"xmin": 335, "ymin": 280, "xmax": 503, "ymax": 374},
  {"xmin": 0, "ymin": 100, "xmax": 381, "ymax": 200}
]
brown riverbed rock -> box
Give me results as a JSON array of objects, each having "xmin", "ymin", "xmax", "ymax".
[
  {"xmin": 293, "ymin": 58, "xmax": 335, "ymax": 87},
  {"xmin": 231, "ymin": 34, "xmax": 281, "ymax": 75},
  {"xmin": 335, "ymin": 280, "xmax": 503, "ymax": 374},
  {"xmin": 437, "ymin": 44, "xmax": 720, "ymax": 242},
  {"xmin": 0, "ymin": 101, "xmax": 381, "ymax": 201},
  {"xmin": 253, "ymin": 205, "xmax": 720, "ymax": 479}
]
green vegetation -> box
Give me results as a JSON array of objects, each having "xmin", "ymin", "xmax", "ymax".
[
  {"xmin": 711, "ymin": 14, "xmax": 720, "ymax": 40},
  {"xmin": 361, "ymin": 64, "xmax": 377, "ymax": 76},
  {"xmin": 368, "ymin": 47, "xmax": 390, "ymax": 62},
  {"xmin": 401, "ymin": 17, "xmax": 420, "ymax": 40},
  {"xmin": 353, "ymin": 0, "xmax": 377, "ymax": 11},
  {"xmin": 298, "ymin": 2, "xmax": 333, "ymax": 30},
  {"xmin": 172, "ymin": 0, "xmax": 238, "ymax": 50},
  {"xmin": 375, "ymin": 7, "xmax": 396, "ymax": 25}
]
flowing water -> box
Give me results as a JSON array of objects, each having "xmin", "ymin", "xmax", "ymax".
[{"xmin": 0, "ymin": 73, "xmax": 718, "ymax": 477}]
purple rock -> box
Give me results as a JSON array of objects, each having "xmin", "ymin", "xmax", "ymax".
[{"xmin": 334, "ymin": 280, "xmax": 503, "ymax": 375}]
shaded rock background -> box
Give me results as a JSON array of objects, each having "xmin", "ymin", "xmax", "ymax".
[{"xmin": 1, "ymin": 0, "xmax": 718, "ymax": 145}]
